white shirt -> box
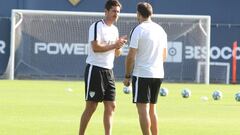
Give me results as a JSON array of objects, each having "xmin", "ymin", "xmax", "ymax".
[
  {"xmin": 129, "ymin": 20, "xmax": 167, "ymax": 78},
  {"xmin": 86, "ymin": 20, "xmax": 119, "ymax": 69}
]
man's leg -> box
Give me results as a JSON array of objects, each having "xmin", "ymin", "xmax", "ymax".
[
  {"xmin": 149, "ymin": 104, "xmax": 158, "ymax": 135},
  {"xmin": 103, "ymin": 101, "xmax": 116, "ymax": 135},
  {"xmin": 136, "ymin": 103, "xmax": 151, "ymax": 135},
  {"xmin": 79, "ymin": 101, "xmax": 98, "ymax": 135}
]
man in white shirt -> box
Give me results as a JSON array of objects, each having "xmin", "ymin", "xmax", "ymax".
[
  {"xmin": 79, "ymin": 1, "xmax": 127, "ymax": 135},
  {"xmin": 123, "ymin": 2, "xmax": 167, "ymax": 135}
]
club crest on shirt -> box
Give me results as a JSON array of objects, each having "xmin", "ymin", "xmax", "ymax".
[{"xmin": 89, "ymin": 91, "xmax": 95, "ymax": 98}]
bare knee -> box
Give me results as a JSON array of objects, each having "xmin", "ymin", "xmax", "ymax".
[
  {"xmin": 104, "ymin": 101, "xmax": 116, "ymax": 114},
  {"xmin": 136, "ymin": 103, "xmax": 149, "ymax": 116},
  {"xmin": 84, "ymin": 101, "xmax": 98, "ymax": 114},
  {"xmin": 149, "ymin": 104, "xmax": 157, "ymax": 117}
]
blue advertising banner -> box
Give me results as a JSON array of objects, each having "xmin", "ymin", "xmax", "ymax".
[
  {"xmin": 0, "ymin": 0, "xmax": 240, "ymax": 83},
  {"xmin": 0, "ymin": 18, "xmax": 11, "ymax": 76},
  {"xmin": 211, "ymin": 25, "xmax": 240, "ymax": 83}
]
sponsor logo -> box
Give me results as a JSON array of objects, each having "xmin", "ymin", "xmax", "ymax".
[
  {"xmin": 166, "ymin": 42, "xmax": 182, "ymax": 63},
  {"xmin": 164, "ymin": 41, "xmax": 240, "ymax": 61},
  {"xmin": 34, "ymin": 41, "xmax": 240, "ymax": 61},
  {"xmin": 185, "ymin": 45, "xmax": 240, "ymax": 60},
  {"xmin": 34, "ymin": 42, "xmax": 88, "ymax": 55},
  {"xmin": 185, "ymin": 46, "xmax": 207, "ymax": 60},
  {"xmin": 210, "ymin": 46, "xmax": 240, "ymax": 60},
  {"xmin": 68, "ymin": 0, "xmax": 80, "ymax": 6},
  {"xmin": 0, "ymin": 40, "xmax": 6, "ymax": 54}
]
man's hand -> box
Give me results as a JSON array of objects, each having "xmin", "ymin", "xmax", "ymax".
[
  {"xmin": 123, "ymin": 78, "xmax": 131, "ymax": 86},
  {"xmin": 115, "ymin": 35, "xmax": 127, "ymax": 49},
  {"xmin": 115, "ymin": 35, "xmax": 128, "ymax": 57}
]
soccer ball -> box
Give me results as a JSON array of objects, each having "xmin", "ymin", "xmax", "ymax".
[
  {"xmin": 212, "ymin": 90, "xmax": 222, "ymax": 100},
  {"xmin": 123, "ymin": 86, "xmax": 132, "ymax": 94},
  {"xmin": 159, "ymin": 87, "xmax": 168, "ymax": 96},
  {"xmin": 235, "ymin": 92, "xmax": 240, "ymax": 102},
  {"xmin": 200, "ymin": 96, "xmax": 208, "ymax": 101},
  {"xmin": 181, "ymin": 89, "xmax": 191, "ymax": 98}
]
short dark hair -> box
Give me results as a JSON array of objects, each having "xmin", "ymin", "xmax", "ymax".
[
  {"xmin": 137, "ymin": 2, "xmax": 153, "ymax": 18},
  {"xmin": 105, "ymin": 0, "xmax": 122, "ymax": 11}
]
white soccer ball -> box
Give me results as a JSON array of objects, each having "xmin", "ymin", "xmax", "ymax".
[
  {"xmin": 123, "ymin": 86, "xmax": 132, "ymax": 94},
  {"xmin": 65, "ymin": 87, "xmax": 73, "ymax": 92},
  {"xmin": 235, "ymin": 92, "xmax": 240, "ymax": 102},
  {"xmin": 212, "ymin": 90, "xmax": 222, "ymax": 100},
  {"xmin": 159, "ymin": 87, "xmax": 168, "ymax": 96},
  {"xmin": 200, "ymin": 96, "xmax": 208, "ymax": 101},
  {"xmin": 181, "ymin": 89, "xmax": 191, "ymax": 98}
]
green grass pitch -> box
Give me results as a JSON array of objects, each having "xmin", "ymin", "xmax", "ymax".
[{"xmin": 0, "ymin": 80, "xmax": 240, "ymax": 135}]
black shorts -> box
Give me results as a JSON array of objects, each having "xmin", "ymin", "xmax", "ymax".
[
  {"xmin": 84, "ymin": 64, "xmax": 116, "ymax": 102},
  {"xmin": 132, "ymin": 76, "xmax": 163, "ymax": 104}
]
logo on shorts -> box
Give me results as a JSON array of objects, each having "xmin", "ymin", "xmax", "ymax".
[{"xmin": 89, "ymin": 91, "xmax": 95, "ymax": 98}]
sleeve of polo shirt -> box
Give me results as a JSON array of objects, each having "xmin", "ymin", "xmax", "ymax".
[
  {"xmin": 88, "ymin": 22, "xmax": 102, "ymax": 43},
  {"xmin": 129, "ymin": 27, "xmax": 140, "ymax": 49},
  {"xmin": 163, "ymin": 33, "xmax": 168, "ymax": 49}
]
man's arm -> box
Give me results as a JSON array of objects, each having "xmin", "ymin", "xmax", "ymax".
[
  {"xmin": 123, "ymin": 48, "xmax": 137, "ymax": 86},
  {"xmin": 91, "ymin": 41, "xmax": 116, "ymax": 52},
  {"xmin": 91, "ymin": 37, "xmax": 126, "ymax": 53},
  {"xmin": 163, "ymin": 48, "xmax": 167, "ymax": 62},
  {"xmin": 115, "ymin": 48, "xmax": 122, "ymax": 57}
]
